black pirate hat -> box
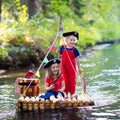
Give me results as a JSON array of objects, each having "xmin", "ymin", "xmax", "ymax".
[
  {"xmin": 44, "ymin": 58, "xmax": 61, "ymax": 68},
  {"xmin": 63, "ymin": 31, "xmax": 79, "ymax": 40}
]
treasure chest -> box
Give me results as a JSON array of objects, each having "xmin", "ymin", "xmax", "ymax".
[
  {"xmin": 17, "ymin": 78, "xmax": 40, "ymax": 85},
  {"xmin": 16, "ymin": 78, "xmax": 40, "ymax": 97},
  {"xmin": 20, "ymin": 85, "xmax": 40, "ymax": 96}
]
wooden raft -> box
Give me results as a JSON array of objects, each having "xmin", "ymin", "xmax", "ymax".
[
  {"xmin": 16, "ymin": 95, "xmax": 94, "ymax": 111},
  {"xmin": 16, "ymin": 78, "xmax": 94, "ymax": 111}
]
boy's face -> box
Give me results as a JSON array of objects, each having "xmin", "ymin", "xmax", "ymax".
[{"xmin": 66, "ymin": 35, "xmax": 77, "ymax": 47}]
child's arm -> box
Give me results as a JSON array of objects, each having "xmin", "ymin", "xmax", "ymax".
[
  {"xmin": 45, "ymin": 82, "xmax": 55, "ymax": 91},
  {"xmin": 58, "ymin": 80, "xmax": 65, "ymax": 92},
  {"xmin": 56, "ymin": 48, "xmax": 62, "ymax": 59},
  {"xmin": 75, "ymin": 56, "xmax": 82, "ymax": 74}
]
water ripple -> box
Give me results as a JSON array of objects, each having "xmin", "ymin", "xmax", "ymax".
[{"xmin": 0, "ymin": 110, "xmax": 16, "ymax": 119}]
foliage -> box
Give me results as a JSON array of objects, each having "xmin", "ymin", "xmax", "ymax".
[{"xmin": 0, "ymin": 0, "xmax": 120, "ymax": 69}]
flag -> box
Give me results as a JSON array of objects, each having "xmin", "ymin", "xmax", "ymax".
[
  {"xmin": 81, "ymin": 88, "xmax": 84, "ymax": 94},
  {"xmin": 43, "ymin": 57, "xmax": 49, "ymax": 63},
  {"xmin": 35, "ymin": 70, "xmax": 40, "ymax": 78},
  {"xmin": 59, "ymin": 39, "xmax": 63, "ymax": 46},
  {"xmin": 50, "ymin": 45, "xmax": 55, "ymax": 51}
]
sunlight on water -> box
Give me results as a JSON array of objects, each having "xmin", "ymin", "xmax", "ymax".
[
  {"xmin": 0, "ymin": 75, "xmax": 12, "ymax": 79},
  {"xmin": 92, "ymin": 112, "xmax": 116, "ymax": 116},
  {"xmin": 82, "ymin": 63, "xmax": 96, "ymax": 68},
  {"xmin": 0, "ymin": 110, "xmax": 16, "ymax": 119},
  {"xmin": 102, "ymin": 68, "xmax": 120, "ymax": 76}
]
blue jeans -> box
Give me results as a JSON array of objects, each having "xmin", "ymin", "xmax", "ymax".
[{"xmin": 40, "ymin": 91, "xmax": 64, "ymax": 100}]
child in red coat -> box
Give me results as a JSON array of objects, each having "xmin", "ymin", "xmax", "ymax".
[{"xmin": 58, "ymin": 31, "xmax": 86, "ymax": 99}]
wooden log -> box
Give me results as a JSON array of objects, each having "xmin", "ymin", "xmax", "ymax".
[
  {"xmin": 50, "ymin": 101, "xmax": 56, "ymax": 109},
  {"xmin": 39, "ymin": 99, "xmax": 45, "ymax": 110},
  {"xmin": 22, "ymin": 102, "xmax": 28, "ymax": 111},
  {"xmin": 44, "ymin": 100, "xmax": 51, "ymax": 109},
  {"xmin": 28, "ymin": 102, "xmax": 33, "ymax": 111},
  {"xmin": 33, "ymin": 102, "xmax": 39, "ymax": 111},
  {"xmin": 55, "ymin": 101, "xmax": 61, "ymax": 109}
]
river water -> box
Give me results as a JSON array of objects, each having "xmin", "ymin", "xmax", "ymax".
[{"xmin": 0, "ymin": 43, "xmax": 120, "ymax": 120}]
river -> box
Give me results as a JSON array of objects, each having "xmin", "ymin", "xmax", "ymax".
[{"xmin": 0, "ymin": 43, "xmax": 120, "ymax": 120}]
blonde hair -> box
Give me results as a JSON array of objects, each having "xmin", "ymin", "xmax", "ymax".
[{"xmin": 46, "ymin": 64, "xmax": 61, "ymax": 79}]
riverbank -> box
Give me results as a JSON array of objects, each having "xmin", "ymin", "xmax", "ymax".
[{"xmin": 0, "ymin": 40, "xmax": 117, "ymax": 75}]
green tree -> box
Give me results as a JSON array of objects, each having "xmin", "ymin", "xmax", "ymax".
[{"xmin": 0, "ymin": 0, "xmax": 1, "ymax": 22}]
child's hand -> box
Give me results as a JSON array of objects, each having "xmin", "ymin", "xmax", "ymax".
[
  {"xmin": 79, "ymin": 69, "xmax": 83, "ymax": 75},
  {"xmin": 58, "ymin": 89, "xmax": 63, "ymax": 92},
  {"xmin": 49, "ymin": 84, "xmax": 55, "ymax": 90}
]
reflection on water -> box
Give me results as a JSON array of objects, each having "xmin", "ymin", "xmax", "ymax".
[
  {"xmin": 14, "ymin": 108, "xmax": 89, "ymax": 120},
  {"xmin": 0, "ymin": 44, "xmax": 120, "ymax": 120}
]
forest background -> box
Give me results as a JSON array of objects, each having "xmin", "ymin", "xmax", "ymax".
[{"xmin": 0, "ymin": 0, "xmax": 120, "ymax": 70}]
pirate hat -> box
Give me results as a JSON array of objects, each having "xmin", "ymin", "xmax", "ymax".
[
  {"xmin": 28, "ymin": 69, "xmax": 35, "ymax": 74},
  {"xmin": 44, "ymin": 58, "xmax": 61, "ymax": 68},
  {"xmin": 63, "ymin": 31, "xmax": 79, "ymax": 40}
]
